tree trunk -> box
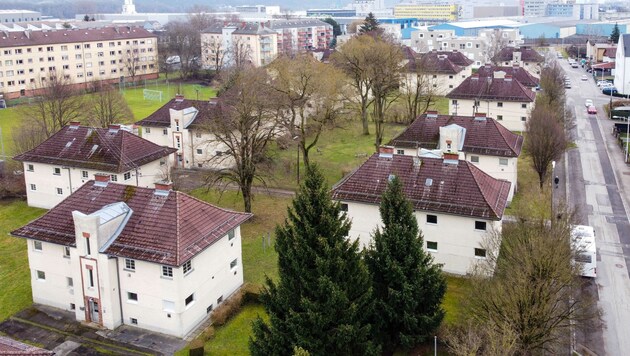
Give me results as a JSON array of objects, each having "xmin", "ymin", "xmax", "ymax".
[
  {"xmin": 301, "ymin": 144, "xmax": 310, "ymax": 169},
  {"xmin": 241, "ymin": 181, "xmax": 253, "ymax": 213},
  {"xmin": 361, "ymin": 104, "xmax": 370, "ymax": 135}
]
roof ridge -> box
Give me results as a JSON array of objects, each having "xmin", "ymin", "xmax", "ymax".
[
  {"xmin": 491, "ymin": 119, "xmax": 522, "ymax": 156},
  {"xmin": 466, "ymin": 162, "xmax": 509, "ymax": 219},
  {"xmin": 175, "ymin": 191, "xmax": 181, "ymax": 266}
]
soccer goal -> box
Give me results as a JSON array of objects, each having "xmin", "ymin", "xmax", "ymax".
[{"xmin": 143, "ymin": 89, "xmax": 163, "ymax": 102}]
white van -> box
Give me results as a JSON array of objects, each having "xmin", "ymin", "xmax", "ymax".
[{"xmin": 572, "ymin": 225, "xmax": 597, "ymax": 278}]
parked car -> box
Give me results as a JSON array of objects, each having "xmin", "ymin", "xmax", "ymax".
[
  {"xmin": 602, "ymin": 87, "xmax": 618, "ymax": 95},
  {"xmin": 597, "ymin": 80, "xmax": 611, "ymax": 87},
  {"xmin": 564, "ymin": 81, "xmax": 572, "ymax": 89},
  {"xmin": 165, "ymin": 55, "xmax": 181, "ymax": 64},
  {"xmin": 587, "ymin": 106, "xmax": 597, "ymax": 114},
  {"xmin": 571, "ymin": 63, "xmax": 579, "ymax": 68},
  {"xmin": 585, "ymin": 99, "xmax": 593, "ymax": 107},
  {"xmin": 581, "ymin": 75, "xmax": 588, "ymax": 81}
]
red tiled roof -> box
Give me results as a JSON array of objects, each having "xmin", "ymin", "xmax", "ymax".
[
  {"xmin": 494, "ymin": 47, "xmax": 544, "ymax": 63},
  {"xmin": 332, "ymin": 154, "xmax": 510, "ymax": 220},
  {"xmin": 591, "ymin": 62, "xmax": 615, "ymax": 69},
  {"xmin": 13, "ymin": 125, "xmax": 176, "ymax": 173},
  {"xmin": 431, "ymin": 50, "xmax": 474, "ymax": 67},
  {"xmin": 0, "ymin": 336, "xmax": 53, "ymax": 355},
  {"xmin": 11, "ymin": 181, "xmax": 252, "ymax": 266},
  {"xmin": 389, "ymin": 113, "xmax": 523, "ymax": 157},
  {"xmin": 446, "ymin": 75, "xmax": 536, "ymax": 102},
  {"xmin": 476, "ymin": 65, "xmax": 539, "ymax": 88},
  {"xmin": 0, "ymin": 26, "xmax": 156, "ymax": 48},
  {"xmin": 603, "ymin": 47, "xmax": 617, "ymax": 58},
  {"xmin": 417, "ymin": 52, "xmax": 464, "ymax": 75},
  {"xmin": 135, "ymin": 98, "xmax": 214, "ymax": 128}
]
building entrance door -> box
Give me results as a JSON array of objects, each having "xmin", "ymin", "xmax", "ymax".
[{"xmin": 88, "ymin": 299, "xmax": 100, "ymax": 323}]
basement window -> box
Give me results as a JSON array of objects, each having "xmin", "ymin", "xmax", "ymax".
[
  {"xmin": 474, "ymin": 248, "xmax": 487, "ymax": 259},
  {"xmin": 340, "ymin": 203, "xmax": 348, "ymax": 212},
  {"xmin": 130, "ymin": 318, "xmax": 138, "ymax": 325},
  {"xmin": 427, "ymin": 241, "xmax": 438, "ymax": 251}
]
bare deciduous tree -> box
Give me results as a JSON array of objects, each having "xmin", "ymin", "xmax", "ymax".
[
  {"xmin": 202, "ymin": 35, "xmax": 226, "ymax": 74},
  {"xmin": 122, "ymin": 44, "xmax": 140, "ymax": 83},
  {"xmin": 486, "ymin": 29, "xmax": 509, "ymax": 65},
  {"xmin": 200, "ymin": 67, "xmax": 279, "ymax": 213},
  {"xmin": 87, "ymin": 82, "xmax": 133, "ymax": 127},
  {"xmin": 525, "ymin": 103, "xmax": 568, "ymax": 188},
  {"xmin": 401, "ymin": 57, "xmax": 439, "ymax": 123},
  {"xmin": 538, "ymin": 63, "xmax": 566, "ymax": 109}
]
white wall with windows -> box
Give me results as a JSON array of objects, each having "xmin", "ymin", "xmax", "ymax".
[
  {"xmin": 340, "ymin": 201, "xmax": 502, "ymax": 275},
  {"xmin": 449, "ymin": 99, "xmax": 532, "ymax": 132}
]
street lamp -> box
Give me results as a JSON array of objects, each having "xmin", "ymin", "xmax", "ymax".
[
  {"xmin": 293, "ymin": 136, "xmax": 300, "ymax": 184},
  {"xmin": 551, "ymin": 160, "xmax": 557, "ymax": 220}
]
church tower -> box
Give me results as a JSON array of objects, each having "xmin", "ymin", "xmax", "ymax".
[{"xmin": 122, "ymin": 0, "xmax": 136, "ymax": 14}]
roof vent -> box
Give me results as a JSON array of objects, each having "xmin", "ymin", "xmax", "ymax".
[
  {"xmin": 378, "ymin": 145, "xmax": 394, "ymax": 159},
  {"xmin": 426, "ymin": 110, "xmax": 438, "ymax": 119},
  {"xmin": 154, "ymin": 181, "xmax": 172, "ymax": 196},
  {"xmin": 94, "ymin": 173, "xmax": 110, "ymax": 187},
  {"xmin": 69, "ymin": 121, "xmax": 80, "ymax": 129},
  {"xmin": 89, "ymin": 144, "xmax": 99, "ymax": 156},
  {"xmin": 425, "ymin": 178, "xmax": 433, "ymax": 187},
  {"xmin": 175, "ymin": 94, "xmax": 184, "ymax": 102},
  {"xmin": 474, "ymin": 112, "xmax": 487, "ymax": 121},
  {"xmin": 108, "ymin": 124, "xmax": 120, "ymax": 134}
]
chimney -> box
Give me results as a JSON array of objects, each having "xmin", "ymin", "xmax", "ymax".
[
  {"xmin": 108, "ymin": 124, "xmax": 120, "ymax": 133},
  {"xmin": 154, "ymin": 181, "xmax": 173, "ymax": 195},
  {"xmin": 494, "ymin": 71, "xmax": 505, "ymax": 79},
  {"xmin": 378, "ymin": 146, "xmax": 394, "ymax": 159},
  {"xmin": 94, "ymin": 173, "xmax": 110, "ymax": 187},
  {"xmin": 426, "ymin": 110, "xmax": 438, "ymax": 118},
  {"xmin": 474, "ymin": 112, "xmax": 487, "ymax": 121},
  {"xmin": 175, "ymin": 94, "xmax": 184, "ymax": 102},
  {"xmin": 512, "ymin": 62, "xmax": 520, "ymax": 68},
  {"xmin": 504, "ymin": 75, "xmax": 512, "ymax": 82},
  {"xmin": 69, "ymin": 121, "xmax": 80, "ymax": 129},
  {"xmin": 413, "ymin": 156, "xmax": 422, "ymax": 168},
  {"xmin": 438, "ymin": 54, "xmax": 446, "ymax": 60},
  {"xmin": 471, "ymin": 73, "xmax": 479, "ymax": 80},
  {"xmin": 443, "ymin": 152, "xmax": 459, "ymax": 164},
  {"xmin": 484, "ymin": 63, "xmax": 491, "ymax": 69}
]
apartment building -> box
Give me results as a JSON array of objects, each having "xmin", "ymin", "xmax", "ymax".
[
  {"xmin": 0, "ymin": 26, "xmax": 158, "ymax": 99},
  {"xmin": 394, "ymin": 3, "xmax": 459, "ymax": 23},
  {"xmin": 270, "ymin": 19, "xmax": 333, "ymax": 55},
  {"xmin": 201, "ymin": 22, "xmax": 278, "ymax": 68}
]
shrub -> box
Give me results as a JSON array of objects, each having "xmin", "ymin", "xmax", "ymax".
[
  {"xmin": 242, "ymin": 283, "xmax": 262, "ymax": 304},
  {"xmin": 211, "ymin": 289, "xmax": 245, "ymax": 326},
  {"xmin": 188, "ymin": 338, "xmax": 204, "ymax": 356}
]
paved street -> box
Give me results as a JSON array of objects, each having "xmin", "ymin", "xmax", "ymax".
[{"xmin": 559, "ymin": 56, "xmax": 630, "ymax": 356}]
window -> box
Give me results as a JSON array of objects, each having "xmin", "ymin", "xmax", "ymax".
[
  {"xmin": 82, "ymin": 170, "xmax": 89, "ymax": 178},
  {"xmin": 217, "ymin": 296, "xmax": 223, "ymax": 304},
  {"xmin": 163, "ymin": 300, "xmax": 175, "ymax": 312},
  {"xmin": 37, "ymin": 270, "xmax": 46, "ymax": 280},
  {"xmin": 497, "ymin": 102, "xmax": 503, "ymax": 108},
  {"xmin": 30, "ymin": 184, "xmax": 37, "ymax": 191},
  {"xmin": 124, "ymin": 172, "xmax": 131, "ymax": 180},
  {"xmin": 474, "ymin": 221, "xmax": 488, "ymax": 231},
  {"xmin": 452, "ymin": 99, "xmax": 457, "ymax": 105},
  {"xmin": 84, "ymin": 44, "xmax": 91, "ymax": 49},
  {"xmin": 162, "ymin": 266, "xmax": 173, "ymax": 278},
  {"xmin": 145, "ymin": 127, "xmax": 151, "ymax": 134},
  {"xmin": 27, "ymin": 164, "xmax": 34, "ymax": 172},
  {"xmin": 397, "ymin": 149, "xmax": 404, "ymax": 155},
  {"xmin": 497, "ymin": 115, "xmax": 503, "ymax": 121},
  {"xmin": 426, "ymin": 214, "xmax": 437, "ymax": 224},
  {"xmin": 230, "ymin": 259, "xmax": 238, "ymax": 269},
  {"xmin": 61, "ymin": 45, "xmax": 68, "ymax": 51},
  {"xmin": 67, "ymin": 277, "xmax": 73, "ymax": 287},
  {"xmin": 448, "ymin": 75, "xmax": 453, "ymax": 79},
  {"xmin": 86, "ymin": 237, "xmax": 91, "ymax": 255},
  {"xmin": 56, "ymin": 187, "xmax": 63, "ymax": 195},
  {"xmin": 470, "ymin": 155, "xmax": 479, "ymax": 163},
  {"xmin": 160, "ymin": 159, "xmax": 166, "ymax": 166},
  {"xmin": 521, "ymin": 117, "xmax": 527, "ymax": 122},
  {"xmin": 53, "ymin": 167, "xmax": 61, "ymax": 175},
  {"xmin": 33, "ymin": 240, "xmax": 42, "ymax": 251},
  {"xmin": 340, "ymin": 203, "xmax": 348, "ymax": 212},
  {"xmin": 228, "ymin": 229, "xmax": 235, "ymax": 240},
  {"xmin": 196, "ymin": 149, "xmax": 202, "ymax": 155},
  {"xmin": 427, "ymin": 241, "xmax": 438, "ymax": 251},
  {"xmin": 185, "ymin": 294, "xmax": 194, "ymax": 306},
  {"xmin": 125, "ymin": 259, "xmax": 135, "ymax": 271},
  {"xmin": 110, "ymin": 175, "xmax": 118, "ymax": 182},
  {"xmin": 162, "ymin": 129, "xmax": 168, "ymax": 135},
  {"xmin": 474, "ymin": 248, "xmax": 487, "ymax": 259},
  {"xmin": 130, "ymin": 318, "xmax": 138, "ymax": 325},
  {"xmin": 64, "ymin": 246, "xmax": 71, "ymax": 258},
  {"xmin": 183, "ymin": 260, "xmax": 192, "ymax": 275},
  {"xmin": 127, "ymin": 292, "xmax": 138, "ymax": 302},
  {"xmin": 195, "ymin": 132, "xmax": 201, "ymax": 138},
  {"xmin": 70, "ymin": 303, "xmax": 76, "ymax": 310},
  {"xmin": 521, "ymin": 103, "xmax": 527, "ymax": 109},
  {"xmin": 46, "ymin": 46, "xmax": 53, "ymax": 52},
  {"xmin": 499, "ymin": 158, "xmax": 508, "ymax": 166},
  {"xmin": 206, "ymin": 305, "xmax": 213, "ymax": 313}
]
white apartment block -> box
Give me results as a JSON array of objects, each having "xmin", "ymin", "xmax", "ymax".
[
  {"xmin": 0, "ymin": 26, "xmax": 158, "ymax": 99},
  {"xmin": 12, "ymin": 178, "xmax": 252, "ymax": 338},
  {"xmin": 135, "ymin": 96, "xmax": 232, "ymax": 170},
  {"xmin": 201, "ymin": 22, "xmax": 278, "ymax": 69},
  {"xmin": 14, "ymin": 123, "xmax": 175, "ymax": 209}
]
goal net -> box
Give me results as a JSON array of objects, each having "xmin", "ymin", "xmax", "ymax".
[{"xmin": 143, "ymin": 89, "xmax": 163, "ymax": 102}]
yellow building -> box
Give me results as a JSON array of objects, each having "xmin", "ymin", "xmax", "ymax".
[{"xmin": 394, "ymin": 3, "xmax": 459, "ymax": 22}]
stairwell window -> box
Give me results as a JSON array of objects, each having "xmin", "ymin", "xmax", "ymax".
[
  {"xmin": 183, "ymin": 260, "xmax": 192, "ymax": 275},
  {"xmin": 124, "ymin": 172, "xmax": 131, "ymax": 181},
  {"xmin": 125, "ymin": 259, "xmax": 135, "ymax": 271},
  {"xmin": 162, "ymin": 266, "xmax": 173, "ymax": 278}
]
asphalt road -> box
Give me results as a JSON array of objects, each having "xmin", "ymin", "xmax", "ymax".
[{"xmin": 559, "ymin": 55, "xmax": 630, "ymax": 355}]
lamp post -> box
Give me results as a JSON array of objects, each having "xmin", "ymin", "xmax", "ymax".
[
  {"xmin": 293, "ymin": 136, "xmax": 300, "ymax": 184},
  {"xmin": 551, "ymin": 160, "xmax": 557, "ymax": 219}
]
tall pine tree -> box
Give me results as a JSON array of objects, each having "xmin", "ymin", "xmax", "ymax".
[
  {"xmin": 359, "ymin": 12, "xmax": 381, "ymax": 35},
  {"xmin": 365, "ymin": 176, "xmax": 447, "ymax": 352},
  {"xmin": 250, "ymin": 165, "xmax": 378, "ymax": 356},
  {"xmin": 611, "ymin": 23, "xmax": 620, "ymax": 44}
]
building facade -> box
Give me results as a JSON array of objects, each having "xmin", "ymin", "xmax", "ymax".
[
  {"xmin": 393, "ymin": 3, "xmax": 459, "ymax": 23},
  {"xmin": 135, "ymin": 96, "xmax": 232, "ymax": 170},
  {"xmin": 0, "ymin": 9, "xmax": 41, "ymax": 23},
  {"xmin": 493, "ymin": 46, "xmax": 544, "ymax": 77},
  {"xmin": 0, "ymin": 26, "xmax": 158, "ymax": 99},
  {"xmin": 12, "ymin": 179, "xmax": 252, "ymax": 338},
  {"xmin": 405, "ymin": 49, "xmax": 473, "ymax": 94},
  {"xmin": 201, "ymin": 22, "xmax": 278, "ymax": 69},
  {"xmin": 14, "ymin": 123, "xmax": 176, "ymax": 209},
  {"xmin": 615, "ymin": 34, "xmax": 630, "ymax": 95},
  {"xmin": 332, "ymin": 149, "xmax": 510, "ymax": 275}
]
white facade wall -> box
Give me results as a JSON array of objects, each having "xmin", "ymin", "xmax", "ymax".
[
  {"xmin": 21, "ymin": 160, "xmax": 169, "ymax": 209},
  {"xmin": 342, "ymin": 201, "xmax": 502, "ymax": 275},
  {"xmin": 27, "ymin": 240, "xmax": 76, "ymax": 311},
  {"xmin": 449, "ymin": 98, "xmax": 532, "ymax": 132},
  {"xmin": 614, "ymin": 36, "xmax": 630, "ymax": 95},
  {"xmin": 201, "ymin": 31, "xmax": 278, "ymax": 69}
]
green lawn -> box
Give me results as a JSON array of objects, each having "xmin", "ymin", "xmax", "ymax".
[
  {"xmin": 0, "ymin": 201, "xmax": 46, "ymax": 321},
  {"xmin": 205, "ymin": 303, "xmax": 267, "ymax": 355},
  {"xmin": 442, "ymin": 276, "xmax": 471, "ymax": 326},
  {"xmin": 121, "ymin": 82, "xmax": 217, "ymax": 120},
  {"xmin": 0, "ymin": 106, "xmax": 23, "ymax": 157}
]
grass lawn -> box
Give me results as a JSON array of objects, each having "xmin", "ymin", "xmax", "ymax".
[
  {"xmin": 121, "ymin": 82, "xmax": 217, "ymax": 120},
  {"xmin": 442, "ymin": 276, "xmax": 471, "ymax": 326},
  {"xmin": 0, "ymin": 200, "xmax": 46, "ymax": 322},
  {"xmin": 205, "ymin": 303, "xmax": 267, "ymax": 355}
]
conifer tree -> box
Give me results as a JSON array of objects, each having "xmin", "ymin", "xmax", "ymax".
[
  {"xmin": 365, "ymin": 176, "xmax": 447, "ymax": 352},
  {"xmin": 250, "ymin": 165, "xmax": 378, "ymax": 356},
  {"xmin": 359, "ymin": 12, "xmax": 381, "ymax": 35},
  {"xmin": 611, "ymin": 23, "xmax": 620, "ymax": 44}
]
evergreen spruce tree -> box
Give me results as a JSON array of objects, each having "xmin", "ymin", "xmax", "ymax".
[
  {"xmin": 359, "ymin": 12, "xmax": 381, "ymax": 35},
  {"xmin": 611, "ymin": 23, "xmax": 620, "ymax": 44},
  {"xmin": 250, "ymin": 165, "xmax": 378, "ymax": 356},
  {"xmin": 365, "ymin": 176, "xmax": 447, "ymax": 352}
]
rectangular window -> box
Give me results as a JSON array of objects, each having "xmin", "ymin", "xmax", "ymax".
[
  {"xmin": 124, "ymin": 172, "xmax": 131, "ymax": 180},
  {"xmin": 34, "ymin": 240, "xmax": 43, "ymax": 251},
  {"xmin": 162, "ymin": 266, "xmax": 173, "ymax": 278},
  {"xmin": 427, "ymin": 241, "xmax": 438, "ymax": 251},
  {"xmin": 470, "ymin": 156, "xmax": 479, "ymax": 163},
  {"xmin": 497, "ymin": 102, "xmax": 503, "ymax": 107},
  {"xmin": 125, "ymin": 259, "xmax": 135, "ymax": 271},
  {"xmin": 183, "ymin": 260, "xmax": 192, "ymax": 275},
  {"xmin": 86, "ymin": 238, "xmax": 91, "ymax": 255},
  {"xmin": 426, "ymin": 214, "xmax": 437, "ymax": 224},
  {"xmin": 397, "ymin": 149, "xmax": 404, "ymax": 155},
  {"xmin": 475, "ymin": 221, "xmax": 487, "ymax": 231},
  {"xmin": 452, "ymin": 99, "xmax": 457, "ymax": 105},
  {"xmin": 448, "ymin": 75, "xmax": 453, "ymax": 79},
  {"xmin": 206, "ymin": 305, "xmax": 213, "ymax": 313},
  {"xmin": 230, "ymin": 259, "xmax": 238, "ymax": 269},
  {"xmin": 64, "ymin": 246, "xmax": 71, "ymax": 258},
  {"xmin": 130, "ymin": 318, "xmax": 138, "ymax": 325},
  {"xmin": 127, "ymin": 292, "xmax": 138, "ymax": 302},
  {"xmin": 145, "ymin": 127, "xmax": 151, "ymax": 134},
  {"xmin": 70, "ymin": 303, "xmax": 76, "ymax": 310},
  {"xmin": 53, "ymin": 167, "xmax": 61, "ymax": 175},
  {"xmin": 56, "ymin": 188, "xmax": 63, "ymax": 195},
  {"xmin": 196, "ymin": 149, "xmax": 202, "ymax": 155},
  {"xmin": 474, "ymin": 248, "xmax": 487, "ymax": 258},
  {"xmin": 61, "ymin": 45, "xmax": 68, "ymax": 51},
  {"xmin": 67, "ymin": 277, "xmax": 73, "ymax": 287},
  {"xmin": 37, "ymin": 270, "xmax": 46, "ymax": 280},
  {"xmin": 185, "ymin": 294, "xmax": 194, "ymax": 306},
  {"xmin": 499, "ymin": 158, "xmax": 508, "ymax": 166},
  {"xmin": 88, "ymin": 269, "xmax": 94, "ymax": 287},
  {"xmin": 497, "ymin": 115, "xmax": 503, "ymax": 121},
  {"xmin": 27, "ymin": 164, "xmax": 34, "ymax": 172},
  {"xmin": 163, "ymin": 129, "xmax": 168, "ymax": 135},
  {"xmin": 30, "ymin": 184, "xmax": 37, "ymax": 191},
  {"xmin": 228, "ymin": 229, "xmax": 235, "ymax": 240},
  {"xmin": 195, "ymin": 132, "xmax": 201, "ymax": 138},
  {"xmin": 521, "ymin": 117, "xmax": 527, "ymax": 122},
  {"xmin": 340, "ymin": 203, "xmax": 348, "ymax": 212},
  {"xmin": 217, "ymin": 295, "xmax": 223, "ymax": 304},
  {"xmin": 82, "ymin": 170, "xmax": 89, "ymax": 178},
  {"xmin": 110, "ymin": 175, "xmax": 118, "ymax": 182},
  {"xmin": 521, "ymin": 103, "xmax": 527, "ymax": 109}
]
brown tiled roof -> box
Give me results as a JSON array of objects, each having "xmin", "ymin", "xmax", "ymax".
[
  {"xmin": 11, "ymin": 181, "xmax": 252, "ymax": 266},
  {"xmin": 0, "ymin": 336, "xmax": 53, "ymax": 355},
  {"xmin": 416, "ymin": 52, "xmax": 463, "ymax": 74},
  {"xmin": 476, "ymin": 65, "xmax": 540, "ymax": 88},
  {"xmin": 431, "ymin": 50, "xmax": 474, "ymax": 67},
  {"xmin": 0, "ymin": 26, "xmax": 156, "ymax": 48},
  {"xmin": 603, "ymin": 47, "xmax": 617, "ymax": 58},
  {"xmin": 13, "ymin": 126, "xmax": 176, "ymax": 173},
  {"xmin": 494, "ymin": 47, "xmax": 544, "ymax": 63},
  {"xmin": 446, "ymin": 75, "xmax": 536, "ymax": 102},
  {"xmin": 332, "ymin": 154, "xmax": 510, "ymax": 220},
  {"xmin": 135, "ymin": 98, "xmax": 207, "ymax": 127},
  {"xmin": 389, "ymin": 113, "xmax": 523, "ymax": 157}
]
